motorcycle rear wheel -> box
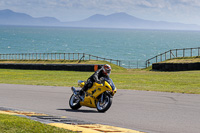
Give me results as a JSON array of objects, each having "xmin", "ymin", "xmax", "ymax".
[
  {"xmin": 97, "ymin": 94, "xmax": 112, "ymax": 112},
  {"xmin": 69, "ymin": 94, "xmax": 81, "ymax": 110}
]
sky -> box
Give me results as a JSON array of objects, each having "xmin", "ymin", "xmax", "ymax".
[{"xmin": 0, "ymin": 0, "xmax": 200, "ymax": 25}]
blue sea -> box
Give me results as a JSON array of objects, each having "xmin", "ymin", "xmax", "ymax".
[{"xmin": 0, "ymin": 25, "xmax": 200, "ymax": 68}]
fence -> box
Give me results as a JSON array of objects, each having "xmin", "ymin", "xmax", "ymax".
[
  {"xmin": 0, "ymin": 53, "xmax": 149, "ymax": 69},
  {"xmin": 120, "ymin": 60, "xmax": 146, "ymax": 69},
  {"xmin": 146, "ymin": 47, "xmax": 200, "ymax": 67},
  {"xmin": 0, "ymin": 52, "xmax": 122, "ymax": 66}
]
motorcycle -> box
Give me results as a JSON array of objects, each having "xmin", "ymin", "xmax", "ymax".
[{"xmin": 69, "ymin": 77, "xmax": 117, "ymax": 112}]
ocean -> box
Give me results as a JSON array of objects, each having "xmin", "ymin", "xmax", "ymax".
[{"xmin": 0, "ymin": 25, "xmax": 200, "ymax": 68}]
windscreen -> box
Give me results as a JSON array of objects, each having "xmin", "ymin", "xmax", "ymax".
[{"xmin": 104, "ymin": 77, "xmax": 116, "ymax": 91}]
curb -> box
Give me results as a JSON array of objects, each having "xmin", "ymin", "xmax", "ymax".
[{"xmin": 0, "ymin": 107, "xmax": 144, "ymax": 133}]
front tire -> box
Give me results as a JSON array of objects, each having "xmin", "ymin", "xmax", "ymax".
[
  {"xmin": 69, "ymin": 94, "xmax": 81, "ymax": 110},
  {"xmin": 97, "ymin": 94, "xmax": 112, "ymax": 112}
]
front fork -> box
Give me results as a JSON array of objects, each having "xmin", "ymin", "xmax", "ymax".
[
  {"xmin": 100, "ymin": 93, "xmax": 104, "ymax": 103},
  {"xmin": 71, "ymin": 87, "xmax": 78, "ymax": 95},
  {"xmin": 71, "ymin": 87, "xmax": 84, "ymax": 101}
]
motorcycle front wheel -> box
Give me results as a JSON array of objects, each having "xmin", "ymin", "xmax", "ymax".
[
  {"xmin": 97, "ymin": 94, "xmax": 112, "ymax": 112},
  {"xmin": 69, "ymin": 94, "xmax": 81, "ymax": 110}
]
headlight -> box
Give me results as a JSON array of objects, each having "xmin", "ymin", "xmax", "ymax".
[{"xmin": 112, "ymin": 88, "xmax": 117, "ymax": 95}]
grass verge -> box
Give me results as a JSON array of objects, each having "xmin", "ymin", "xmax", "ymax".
[
  {"xmin": 0, "ymin": 67, "xmax": 200, "ymax": 94},
  {"xmin": 160, "ymin": 56, "xmax": 200, "ymax": 63},
  {"xmin": 0, "ymin": 114, "xmax": 74, "ymax": 133},
  {"xmin": 0, "ymin": 59, "xmax": 200, "ymax": 94}
]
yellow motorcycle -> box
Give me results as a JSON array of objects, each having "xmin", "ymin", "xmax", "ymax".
[{"xmin": 69, "ymin": 77, "xmax": 117, "ymax": 112}]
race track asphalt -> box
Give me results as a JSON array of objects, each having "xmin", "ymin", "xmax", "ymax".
[{"xmin": 0, "ymin": 84, "xmax": 200, "ymax": 133}]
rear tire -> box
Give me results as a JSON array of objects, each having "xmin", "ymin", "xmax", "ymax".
[
  {"xmin": 97, "ymin": 94, "xmax": 112, "ymax": 112},
  {"xmin": 69, "ymin": 94, "xmax": 81, "ymax": 110}
]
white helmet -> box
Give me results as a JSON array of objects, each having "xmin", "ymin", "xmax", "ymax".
[{"xmin": 102, "ymin": 64, "xmax": 111, "ymax": 76}]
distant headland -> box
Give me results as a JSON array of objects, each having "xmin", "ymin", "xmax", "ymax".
[{"xmin": 0, "ymin": 9, "xmax": 200, "ymax": 30}]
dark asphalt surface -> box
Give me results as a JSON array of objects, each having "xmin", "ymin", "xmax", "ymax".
[{"xmin": 1, "ymin": 84, "xmax": 200, "ymax": 133}]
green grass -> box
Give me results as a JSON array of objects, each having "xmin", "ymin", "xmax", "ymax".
[
  {"xmin": 0, "ymin": 114, "xmax": 74, "ymax": 133},
  {"xmin": 0, "ymin": 69, "xmax": 92, "ymax": 87},
  {"xmin": 0, "ymin": 59, "xmax": 121, "ymax": 65},
  {"xmin": 112, "ymin": 69, "xmax": 200, "ymax": 94},
  {"xmin": 161, "ymin": 56, "xmax": 200, "ymax": 63},
  {"xmin": 0, "ymin": 68, "xmax": 200, "ymax": 94},
  {"xmin": 0, "ymin": 59, "xmax": 200, "ymax": 94}
]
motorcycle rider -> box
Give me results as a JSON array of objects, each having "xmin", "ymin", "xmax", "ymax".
[{"xmin": 79, "ymin": 64, "xmax": 111, "ymax": 99}]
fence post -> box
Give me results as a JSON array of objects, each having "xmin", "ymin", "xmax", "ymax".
[
  {"xmin": 183, "ymin": 49, "xmax": 185, "ymax": 57},
  {"xmin": 191, "ymin": 48, "xmax": 192, "ymax": 57},
  {"xmin": 146, "ymin": 60, "xmax": 148, "ymax": 68},
  {"xmin": 160, "ymin": 54, "xmax": 162, "ymax": 62},
  {"xmin": 176, "ymin": 49, "xmax": 178, "ymax": 57},
  {"xmin": 198, "ymin": 47, "xmax": 200, "ymax": 56},
  {"xmin": 170, "ymin": 50, "xmax": 172, "ymax": 59},
  {"xmin": 165, "ymin": 52, "xmax": 166, "ymax": 60},
  {"xmin": 156, "ymin": 56, "xmax": 158, "ymax": 63}
]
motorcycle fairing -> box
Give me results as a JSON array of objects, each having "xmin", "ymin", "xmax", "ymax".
[{"xmin": 80, "ymin": 81, "xmax": 113, "ymax": 108}]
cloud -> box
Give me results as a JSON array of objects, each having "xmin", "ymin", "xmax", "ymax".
[
  {"xmin": 1, "ymin": 0, "xmax": 199, "ymax": 12},
  {"xmin": 170, "ymin": 0, "xmax": 200, "ymax": 7}
]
